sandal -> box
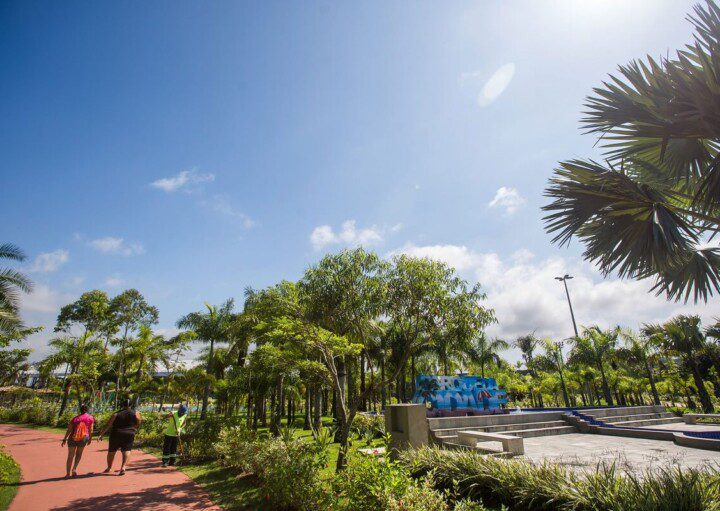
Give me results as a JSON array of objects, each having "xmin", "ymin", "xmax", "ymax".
[{"xmin": 118, "ymin": 470, "xmax": 125, "ymax": 476}]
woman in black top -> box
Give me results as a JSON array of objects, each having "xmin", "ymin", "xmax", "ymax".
[{"xmin": 98, "ymin": 399, "xmax": 142, "ymax": 475}]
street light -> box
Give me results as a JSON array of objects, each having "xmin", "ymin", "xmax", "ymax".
[{"xmin": 555, "ymin": 274, "xmax": 579, "ymax": 339}]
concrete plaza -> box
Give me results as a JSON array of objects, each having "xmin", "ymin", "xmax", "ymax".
[{"xmin": 520, "ymin": 430, "xmax": 720, "ymax": 473}]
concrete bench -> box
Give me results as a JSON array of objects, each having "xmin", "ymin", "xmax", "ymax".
[
  {"xmin": 684, "ymin": 413, "xmax": 720, "ymax": 424},
  {"xmin": 457, "ymin": 430, "xmax": 524, "ymax": 455}
]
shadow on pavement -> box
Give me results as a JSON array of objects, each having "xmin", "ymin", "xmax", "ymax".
[{"xmin": 49, "ymin": 482, "xmax": 214, "ymax": 511}]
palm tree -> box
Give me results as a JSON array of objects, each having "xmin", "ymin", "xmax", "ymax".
[
  {"xmin": 42, "ymin": 332, "xmax": 104, "ymax": 416},
  {"xmin": 177, "ymin": 299, "xmax": 235, "ymax": 419},
  {"xmin": 0, "ymin": 244, "xmax": 32, "ymax": 332},
  {"xmin": 537, "ymin": 339, "xmax": 572, "ymax": 408},
  {"xmin": 514, "ymin": 334, "xmax": 543, "ymax": 407},
  {"xmin": 468, "ymin": 334, "xmax": 508, "ymax": 379},
  {"xmin": 645, "ymin": 315, "xmax": 714, "ymax": 413},
  {"xmin": 617, "ymin": 330, "xmax": 662, "ymax": 405},
  {"xmin": 568, "ymin": 327, "xmax": 618, "ymax": 406},
  {"xmin": 543, "ymin": 1, "xmax": 720, "ymax": 303}
]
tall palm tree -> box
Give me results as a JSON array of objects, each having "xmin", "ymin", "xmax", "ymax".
[
  {"xmin": 468, "ymin": 334, "xmax": 508, "ymax": 379},
  {"xmin": 543, "ymin": 1, "xmax": 720, "ymax": 303},
  {"xmin": 177, "ymin": 299, "xmax": 235, "ymax": 419},
  {"xmin": 645, "ymin": 315, "xmax": 714, "ymax": 413},
  {"xmin": 41, "ymin": 332, "xmax": 104, "ymax": 416},
  {"xmin": 514, "ymin": 333, "xmax": 543, "ymax": 407},
  {"xmin": 568, "ymin": 327, "xmax": 618, "ymax": 406},
  {"xmin": 617, "ymin": 330, "xmax": 662, "ymax": 405},
  {"xmin": 0, "ymin": 244, "xmax": 32, "ymax": 332},
  {"xmin": 537, "ymin": 339, "xmax": 572, "ymax": 408}
]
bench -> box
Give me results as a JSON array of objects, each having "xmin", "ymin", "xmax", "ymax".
[
  {"xmin": 684, "ymin": 413, "xmax": 720, "ymax": 424},
  {"xmin": 456, "ymin": 430, "xmax": 524, "ymax": 455}
]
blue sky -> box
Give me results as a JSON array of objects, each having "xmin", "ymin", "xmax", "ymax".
[{"xmin": 3, "ymin": 0, "xmax": 717, "ymax": 362}]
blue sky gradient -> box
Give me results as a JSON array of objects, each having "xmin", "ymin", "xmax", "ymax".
[{"xmin": 3, "ymin": 0, "xmax": 716, "ymax": 361}]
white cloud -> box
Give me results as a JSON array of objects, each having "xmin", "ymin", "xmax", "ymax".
[
  {"xmin": 89, "ymin": 237, "xmax": 145, "ymax": 256},
  {"xmin": 104, "ymin": 276, "xmax": 123, "ymax": 288},
  {"xmin": 20, "ymin": 284, "xmax": 70, "ymax": 313},
  {"xmin": 488, "ymin": 187, "xmax": 525, "ymax": 215},
  {"xmin": 390, "ymin": 243, "xmax": 720, "ymax": 359},
  {"xmin": 310, "ymin": 220, "xmax": 385, "ymax": 251},
  {"xmin": 27, "ymin": 249, "xmax": 69, "ymax": 273},
  {"xmin": 205, "ymin": 195, "xmax": 255, "ymax": 229},
  {"xmin": 150, "ymin": 169, "xmax": 215, "ymax": 193},
  {"xmin": 478, "ymin": 63, "xmax": 515, "ymax": 106}
]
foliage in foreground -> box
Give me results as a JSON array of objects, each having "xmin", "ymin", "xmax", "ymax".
[
  {"xmin": 399, "ymin": 447, "xmax": 720, "ymax": 511},
  {"xmin": 0, "ymin": 446, "xmax": 19, "ymax": 511}
]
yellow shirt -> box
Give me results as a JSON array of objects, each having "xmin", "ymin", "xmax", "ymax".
[{"xmin": 164, "ymin": 411, "xmax": 186, "ymax": 437}]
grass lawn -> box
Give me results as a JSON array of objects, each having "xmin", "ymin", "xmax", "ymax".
[{"xmin": 0, "ymin": 448, "xmax": 20, "ymax": 511}]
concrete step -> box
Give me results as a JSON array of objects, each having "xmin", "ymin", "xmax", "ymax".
[
  {"xmin": 431, "ymin": 420, "xmax": 567, "ymax": 436},
  {"xmin": 514, "ymin": 425, "xmax": 577, "ymax": 438},
  {"xmin": 582, "ymin": 406, "xmax": 662, "ymax": 418},
  {"xmin": 600, "ymin": 413, "xmax": 675, "ymax": 423},
  {"xmin": 610, "ymin": 417, "xmax": 684, "ymax": 428}
]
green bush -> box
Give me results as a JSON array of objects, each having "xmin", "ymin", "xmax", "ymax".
[
  {"xmin": 334, "ymin": 454, "xmax": 414, "ymax": 511},
  {"xmin": 351, "ymin": 413, "xmax": 385, "ymax": 441},
  {"xmin": 248, "ymin": 437, "xmax": 332, "ymax": 511},
  {"xmin": 380, "ymin": 477, "xmax": 449, "ymax": 511}
]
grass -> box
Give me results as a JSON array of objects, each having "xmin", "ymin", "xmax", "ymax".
[{"xmin": 0, "ymin": 448, "xmax": 20, "ymax": 511}]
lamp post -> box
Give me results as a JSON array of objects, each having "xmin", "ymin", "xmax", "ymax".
[{"xmin": 555, "ymin": 274, "xmax": 579, "ymax": 339}]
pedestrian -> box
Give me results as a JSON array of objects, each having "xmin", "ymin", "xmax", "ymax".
[
  {"xmin": 161, "ymin": 404, "xmax": 187, "ymax": 466},
  {"xmin": 61, "ymin": 404, "xmax": 94, "ymax": 478},
  {"xmin": 98, "ymin": 398, "xmax": 142, "ymax": 476}
]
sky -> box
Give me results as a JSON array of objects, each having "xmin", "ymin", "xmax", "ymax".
[{"xmin": 2, "ymin": 0, "xmax": 718, "ymax": 363}]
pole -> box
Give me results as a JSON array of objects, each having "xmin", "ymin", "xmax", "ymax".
[{"xmin": 561, "ymin": 278, "xmax": 579, "ymax": 339}]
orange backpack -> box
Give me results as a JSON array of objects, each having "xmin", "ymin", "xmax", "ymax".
[{"xmin": 72, "ymin": 420, "xmax": 88, "ymax": 442}]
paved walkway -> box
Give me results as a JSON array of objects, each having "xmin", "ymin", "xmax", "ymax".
[
  {"xmin": 521, "ymin": 433, "xmax": 720, "ymax": 473},
  {"xmin": 0, "ymin": 424, "xmax": 221, "ymax": 511}
]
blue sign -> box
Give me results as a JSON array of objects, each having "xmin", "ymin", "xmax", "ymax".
[{"xmin": 412, "ymin": 375, "xmax": 507, "ymax": 414}]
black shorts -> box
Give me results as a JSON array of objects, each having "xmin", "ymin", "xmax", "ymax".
[{"xmin": 108, "ymin": 431, "xmax": 135, "ymax": 452}]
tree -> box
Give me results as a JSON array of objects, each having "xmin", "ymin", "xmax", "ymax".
[
  {"xmin": 617, "ymin": 330, "xmax": 661, "ymax": 405},
  {"xmin": 0, "ymin": 243, "xmax": 32, "ymax": 333},
  {"xmin": 536, "ymin": 340, "xmax": 572, "ymax": 407},
  {"xmin": 109, "ymin": 289, "xmax": 159, "ymax": 399},
  {"xmin": 514, "ymin": 334, "xmax": 543, "ymax": 407},
  {"xmin": 469, "ymin": 334, "xmax": 508, "ymax": 379},
  {"xmin": 645, "ymin": 315, "xmax": 714, "ymax": 412},
  {"xmin": 177, "ymin": 299, "xmax": 234, "ymax": 419},
  {"xmin": 543, "ymin": 1, "xmax": 720, "ymax": 303},
  {"xmin": 42, "ymin": 332, "xmax": 104, "ymax": 415},
  {"xmin": 568, "ymin": 327, "xmax": 619, "ymax": 406}
]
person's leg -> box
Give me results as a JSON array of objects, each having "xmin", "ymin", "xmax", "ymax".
[
  {"xmin": 162, "ymin": 435, "xmax": 171, "ymax": 466},
  {"xmin": 105, "ymin": 449, "xmax": 116, "ymax": 472},
  {"xmin": 119, "ymin": 449, "xmax": 130, "ymax": 474},
  {"xmin": 168, "ymin": 436, "xmax": 178, "ymax": 466},
  {"xmin": 72, "ymin": 445, "xmax": 85, "ymax": 475},
  {"xmin": 65, "ymin": 445, "xmax": 77, "ymax": 477}
]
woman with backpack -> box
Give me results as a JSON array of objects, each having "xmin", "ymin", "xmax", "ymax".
[
  {"xmin": 98, "ymin": 399, "xmax": 142, "ymax": 476},
  {"xmin": 61, "ymin": 404, "xmax": 94, "ymax": 478}
]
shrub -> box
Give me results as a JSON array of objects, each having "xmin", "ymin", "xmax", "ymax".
[
  {"xmin": 380, "ymin": 477, "xmax": 449, "ymax": 511},
  {"xmin": 250, "ymin": 437, "xmax": 332, "ymax": 511},
  {"xmin": 399, "ymin": 447, "xmax": 720, "ymax": 511},
  {"xmin": 351, "ymin": 413, "xmax": 385, "ymax": 441},
  {"xmin": 334, "ymin": 454, "xmax": 414, "ymax": 511}
]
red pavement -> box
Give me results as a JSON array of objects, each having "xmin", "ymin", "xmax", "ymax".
[{"xmin": 0, "ymin": 424, "xmax": 221, "ymax": 511}]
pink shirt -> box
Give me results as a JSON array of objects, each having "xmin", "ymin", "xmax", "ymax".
[{"xmin": 71, "ymin": 413, "xmax": 94, "ymax": 429}]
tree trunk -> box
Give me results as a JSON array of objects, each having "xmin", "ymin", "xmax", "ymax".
[
  {"xmin": 380, "ymin": 357, "xmax": 387, "ymax": 410},
  {"xmin": 334, "ymin": 357, "xmax": 346, "ymax": 443},
  {"xmin": 690, "ymin": 359, "xmax": 714, "ymax": 413},
  {"xmin": 271, "ymin": 376, "xmax": 283, "ymax": 435},
  {"xmin": 410, "ymin": 355, "xmax": 416, "ymax": 397},
  {"xmin": 201, "ymin": 339, "xmax": 215, "ymax": 419},
  {"xmin": 598, "ymin": 363, "xmax": 614, "ymax": 406},
  {"xmin": 360, "ymin": 353, "xmax": 366, "ymax": 412},
  {"xmin": 313, "ymin": 389, "xmax": 322, "ymax": 431},
  {"xmin": 645, "ymin": 360, "xmax": 661, "ymax": 406},
  {"xmin": 303, "ymin": 387, "xmax": 311, "ymax": 430}
]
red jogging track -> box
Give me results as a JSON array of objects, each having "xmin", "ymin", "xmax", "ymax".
[{"xmin": 0, "ymin": 424, "xmax": 221, "ymax": 511}]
